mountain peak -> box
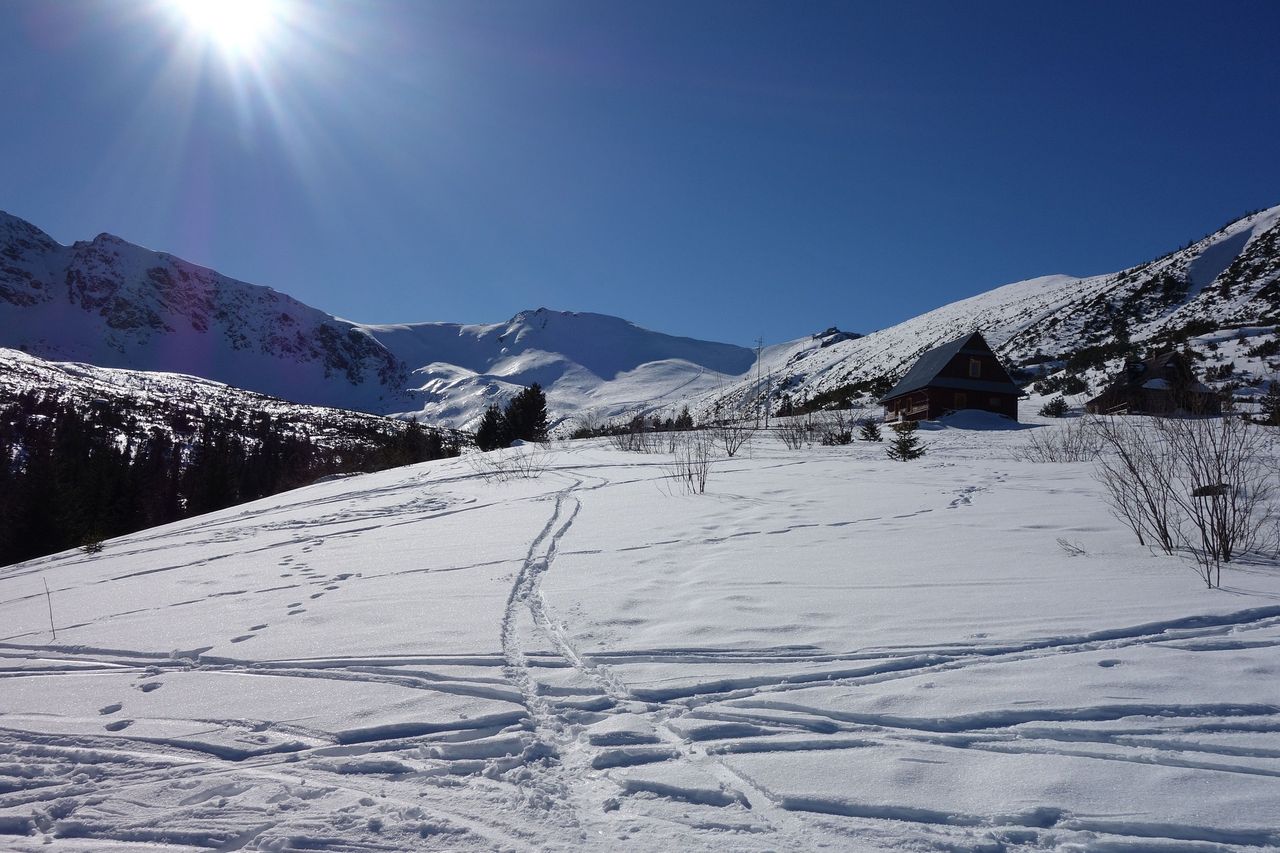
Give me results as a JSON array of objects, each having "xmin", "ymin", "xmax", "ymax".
[{"xmin": 0, "ymin": 210, "xmax": 58, "ymax": 248}]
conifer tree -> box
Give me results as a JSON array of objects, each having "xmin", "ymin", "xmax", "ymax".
[
  {"xmin": 1260, "ymin": 380, "xmax": 1280, "ymax": 426},
  {"xmin": 504, "ymin": 383, "xmax": 549, "ymax": 443},
  {"xmin": 474, "ymin": 403, "xmax": 507, "ymax": 451},
  {"xmin": 858, "ymin": 418, "xmax": 882, "ymax": 442},
  {"xmin": 886, "ymin": 420, "xmax": 926, "ymax": 461},
  {"xmin": 1039, "ymin": 396, "xmax": 1069, "ymax": 417},
  {"xmin": 398, "ymin": 417, "xmax": 429, "ymax": 463}
]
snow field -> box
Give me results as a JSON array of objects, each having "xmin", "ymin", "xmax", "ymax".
[{"xmin": 2, "ymin": 409, "xmax": 1279, "ymax": 851}]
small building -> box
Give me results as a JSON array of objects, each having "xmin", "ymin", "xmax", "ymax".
[
  {"xmin": 1085, "ymin": 351, "xmax": 1220, "ymax": 416},
  {"xmin": 879, "ymin": 331, "xmax": 1022, "ymax": 422}
]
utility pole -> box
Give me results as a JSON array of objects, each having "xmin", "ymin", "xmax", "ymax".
[
  {"xmin": 765, "ymin": 371, "xmax": 773, "ymax": 429},
  {"xmin": 755, "ymin": 337, "xmax": 764, "ymax": 428}
]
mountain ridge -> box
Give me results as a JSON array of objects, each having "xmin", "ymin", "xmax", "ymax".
[
  {"xmin": 686, "ymin": 204, "xmax": 1280, "ymax": 420},
  {"xmin": 2, "ymin": 204, "xmax": 1278, "ymax": 430}
]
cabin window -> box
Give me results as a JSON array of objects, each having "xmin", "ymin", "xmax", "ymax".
[
  {"xmin": 954, "ymin": 392, "xmax": 967, "ymax": 409},
  {"xmin": 968, "ymin": 358, "xmax": 981, "ymax": 378}
]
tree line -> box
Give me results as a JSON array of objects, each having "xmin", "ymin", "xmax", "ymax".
[
  {"xmin": 474, "ymin": 383, "xmax": 550, "ymax": 450},
  {"xmin": 0, "ymin": 392, "xmax": 459, "ymax": 567}
]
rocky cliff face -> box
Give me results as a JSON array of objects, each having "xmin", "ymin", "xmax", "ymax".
[{"xmin": 0, "ymin": 212, "xmax": 407, "ymax": 412}]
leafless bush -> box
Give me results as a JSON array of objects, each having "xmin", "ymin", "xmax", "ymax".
[
  {"xmin": 466, "ymin": 444, "xmax": 550, "ymax": 482},
  {"xmin": 1093, "ymin": 416, "xmax": 1182, "ymax": 555},
  {"xmin": 1013, "ymin": 417, "xmax": 1104, "ymax": 463},
  {"xmin": 711, "ymin": 422, "xmax": 755, "ymax": 458},
  {"xmin": 571, "ymin": 409, "xmax": 606, "ymax": 437},
  {"xmin": 609, "ymin": 426, "xmax": 662, "ymax": 453},
  {"xmin": 1156, "ymin": 416, "xmax": 1277, "ymax": 586},
  {"xmin": 1094, "ymin": 415, "xmax": 1278, "ymax": 587},
  {"xmin": 774, "ymin": 416, "xmax": 814, "ymax": 450},
  {"xmin": 665, "ymin": 432, "xmax": 713, "ymax": 494},
  {"xmin": 665, "ymin": 429, "xmax": 695, "ymax": 454},
  {"xmin": 817, "ymin": 411, "xmax": 853, "ymax": 446}
]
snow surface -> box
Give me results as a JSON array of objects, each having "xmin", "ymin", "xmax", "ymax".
[{"xmin": 3, "ymin": 408, "xmax": 1279, "ymax": 851}]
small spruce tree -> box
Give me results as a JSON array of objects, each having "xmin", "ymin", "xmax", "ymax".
[
  {"xmin": 1039, "ymin": 396, "xmax": 1069, "ymax": 418},
  {"xmin": 886, "ymin": 420, "xmax": 926, "ymax": 461},
  {"xmin": 1260, "ymin": 380, "xmax": 1280, "ymax": 426},
  {"xmin": 857, "ymin": 418, "xmax": 882, "ymax": 442},
  {"xmin": 474, "ymin": 403, "xmax": 507, "ymax": 451},
  {"xmin": 504, "ymin": 383, "xmax": 549, "ymax": 443}
]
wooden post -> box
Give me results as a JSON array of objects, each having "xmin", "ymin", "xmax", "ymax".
[{"xmin": 43, "ymin": 578, "xmax": 55, "ymax": 640}]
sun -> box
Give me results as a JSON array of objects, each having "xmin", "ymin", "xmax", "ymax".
[{"xmin": 169, "ymin": 0, "xmax": 282, "ymax": 57}]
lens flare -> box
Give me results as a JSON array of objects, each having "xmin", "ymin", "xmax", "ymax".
[{"xmin": 169, "ymin": 0, "xmax": 280, "ymax": 57}]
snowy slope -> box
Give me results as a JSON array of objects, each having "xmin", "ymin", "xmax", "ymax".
[
  {"xmin": 688, "ymin": 206, "xmax": 1280, "ymax": 419},
  {"xmin": 0, "ymin": 211, "xmax": 755, "ymax": 430},
  {"xmin": 2, "ymin": 415, "xmax": 1279, "ymax": 851},
  {"xmin": 0, "ymin": 346, "xmax": 432, "ymax": 455},
  {"xmin": 0, "ymin": 212, "xmax": 408, "ymax": 413},
  {"xmin": 365, "ymin": 308, "xmax": 755, "ymax": 430},
  {"xmin": 3, "ymin": 203, "xmax": 1278, "ymax": 432}
]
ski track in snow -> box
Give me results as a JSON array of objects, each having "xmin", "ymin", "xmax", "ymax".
[{"xmin": 2, "ymin": 424, "xmax": 1280, "ymax": 851}]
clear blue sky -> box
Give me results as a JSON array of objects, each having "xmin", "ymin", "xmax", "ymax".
[{"xmin": 3, "ymin": 0, "xmax": 1278, "ymax": 345}]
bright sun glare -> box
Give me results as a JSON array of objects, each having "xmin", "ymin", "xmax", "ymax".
[{"xmin": 170, "ymin": 0, "xmax": 281, "ymax": 56}]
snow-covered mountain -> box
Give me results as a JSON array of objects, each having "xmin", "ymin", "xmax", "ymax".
[
  {"xmin": 0, "ymin": 211, "xmax": 755, "ymax": 429},
  {"xmin": 3, "ymin": 203, "xmax": 1278, "ymax": 431},
  {"xmin": 367, "ymin": 309, "xmax": 756, "ymax": 429},
  {"xmin": 687, "ymin": 205, "xmax": 1280, "ymax": 419},
  {"xmin": 0, "ymin": 212, "xmax": 409, "ymax": 413},
  {"xmin": 0, "ymin": 345, "xmax": 430, "ymax": 453}
]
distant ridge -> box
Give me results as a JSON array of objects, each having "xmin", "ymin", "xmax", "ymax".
[{"xmin": 3, "ymin": 203, "xmax": 1278, "ymax": 429}]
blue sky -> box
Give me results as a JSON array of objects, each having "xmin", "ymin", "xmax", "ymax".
[{"xmin": 3, "ymin": 0, "xmax": 1278, "ymax": 345}]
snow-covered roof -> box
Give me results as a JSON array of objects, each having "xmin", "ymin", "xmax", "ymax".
[{"xmin": 879, "ymin": 331, "xmax": 1021, "ymax": 402}]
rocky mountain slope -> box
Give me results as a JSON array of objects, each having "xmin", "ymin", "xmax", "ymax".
[
  {"xmin": 688, "ymin": 204, "xmax": 1280, "ymax": 419},
  {"xmin": 0, "ymin": 211, "xmax": 757, "ymax": 429},
  {"xmin": 2, "ymin": 203, "xmax": 1278, "ymax": 430},
  {"xmin": 0, "ymin": 346, "xmax": 446, "ymax": 455},
  {"xmin": 0, "ymin": 212, "xmax": 408, "ymax": 413}
]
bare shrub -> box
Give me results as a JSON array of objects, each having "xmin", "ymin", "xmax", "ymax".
[
  {"xmin": 665, "ymin": 433, "xmax": 713, "ymax": 494},
  {"xmin": 608, "ymin": 425, "xmax": 662, "ymax": 453},
  {"xmin": 1093, "ymin": 416, "xmax": 1182, "ymax": 555},
  {"xmin": 569, "ymin": 410, "xmax": 607, "ymax": 439},
  {"xmin": 817, "ymin": 411, "xmax": 853, "ymax": 446},
  {"xmin": 1094, "ymin": 415, "xmax": 1278, "ymax": 587},
  {"xmin": 1156, "ymin": 416, "xmax": 1277, "ymax": 585},
  {"xmin": 1013, "ymin": 417, "xmax": 1104, "ymax": 463},
  {"xmin": 711, "ymin": 422, "xmax": 755, "ymax": 458},
  {"xmin": 466, "ymin": 444, "xmax": 549, "ymax": 482},
  {"xmin": 774, "ymin": 416, "xmax": 814, "ymax": 450}
]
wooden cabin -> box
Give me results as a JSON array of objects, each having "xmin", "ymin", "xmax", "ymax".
[
  {"xmin": 1085, "ymin": 351, "xmax": 1220, "ymax": 416},
  {"xmin": 879, "ymin": 332, "xmax": 1022, "ymax": 422}
]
